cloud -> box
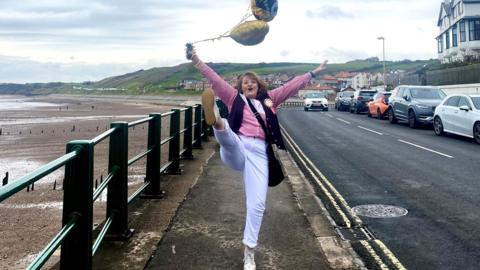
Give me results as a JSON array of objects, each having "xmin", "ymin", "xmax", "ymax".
[
  {"xmin": 306, "ymin": 6, "xmax": 353, "ymax": 20},
  {"xmin": 0, "ymin": 0, "xmax": 441, "ymax": 83},
  {"xmin": 280, "ymin": 50, "xmax": 290, "ymax": 57},
  {"xmin": 0, "ymin": 55, "xmax": 137, "ymax": 83},
  {"xmin": 319, "ymin": 47, "xmax": 369, "ymax": 63}
]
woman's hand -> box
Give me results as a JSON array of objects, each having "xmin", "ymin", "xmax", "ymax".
[
  {"xmin": 186, "ymin": 43, "xmax": 200, "ymax": 65},
  {"xmin": 191, "ymin": 48, "xmax": 200, "ymax": 65},
  {"xmin": 311, "ymin": 60, "xmax": 328, "ymax": 77}
]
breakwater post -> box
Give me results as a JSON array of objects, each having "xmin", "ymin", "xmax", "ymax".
[{"xmin": 2, "ymin": 172, "xmax": 8, "ymax": 186}]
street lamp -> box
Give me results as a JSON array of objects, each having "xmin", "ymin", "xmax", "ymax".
[{"xmin": 377, "ymin": 36, "xmax": 386, "ymax": 89}]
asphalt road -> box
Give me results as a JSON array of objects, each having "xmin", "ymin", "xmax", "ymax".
[{"xmin": 278, "ymin": 108, "xmax": 480, "ymax": 270}]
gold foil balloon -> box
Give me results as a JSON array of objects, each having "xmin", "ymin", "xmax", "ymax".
[
  {"xmin": 188, "ymin": 1, "xmax": 277, "ymax": 47},
  {"xmin": 251, "ymin": 0, "xmax": 278, "ymax": 22},
  {"xmin": 230, "ymin": 20, "xmax": 269, "ymax": 46}
]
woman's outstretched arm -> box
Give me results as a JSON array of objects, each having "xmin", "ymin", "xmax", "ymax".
[
  {"xmin": 191, "ymin": 48, "xmax": 237, "ymax": 107},
  {"xmin": 268, "ymin": 61, "xmax": 328, "ymax": 106}
]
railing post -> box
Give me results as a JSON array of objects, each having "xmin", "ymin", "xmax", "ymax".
[
  {"xmin": 217, "ymin": 99, "xmax": 229, "ymax": 117},
  {"xmin": 105, "ymin": 122, "xmax": 134, "ymax": 240},
  {"xmin": 182, "ymin": 106, "xmax": 194, "ymax": 160},
  {"xmin": 142, "ymin": 114, "xmax": 165, "ymax": 198},
  {"xmin": 61, "ymin": 140, "xmax": 94, "ymax": 270},
  {"xmin": 193, "ymin": 105, "xmax": 202, "ymax": 149},
  {"xmin": 201, "ymin": 111, "xmax": 209, "ymax": 141},
  {"xmin": 166, "ymin": 109, "xmax": 181, "ymax": 174}
]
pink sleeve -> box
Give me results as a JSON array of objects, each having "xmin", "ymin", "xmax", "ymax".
[
  {"xmin": 194, "ymin": 60, "xmax": 237, "ymax": 107},
  {"xmin": 268, "ymin": 73, "xmax": 312, "ymax": 106}
]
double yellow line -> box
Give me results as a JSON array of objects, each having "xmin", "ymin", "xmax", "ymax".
[{"xmin": 280, "ymin": 125, "xmax": 406, "ymax": 270}]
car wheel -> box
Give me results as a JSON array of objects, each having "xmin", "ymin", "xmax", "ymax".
[
  {"xmin": 324, "ymin": 107, "xmax": 329, "ymax": 112},
  {"xmin": 434, "ymin": 117, "xmax": 445, "ymax": 136},
  {"xmin": 367, "ymin": 110, "xmax": 372, "ymax": 117},
  {"xmin": 408, "ymin": 110, "xmax": 418, "ymax": 129},
  {"xmin": 474, "ymin": 122, "xmax": 480, "ymax": 144},
  {"xmin": 304, "ymin": 107, "xmax": 308, "ymax": 111},
  {"xmin": 377, "ymin": 109, "xmax": 382, "ymax": 120},
  {"xmin": 388, "ymin": 108, "xmax": 397, "ymax": 124},
  {"xmin": 355, "ymin": 106, "xmax": 360, "ymax": 114}
]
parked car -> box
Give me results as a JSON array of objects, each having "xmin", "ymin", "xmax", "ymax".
[
  {"xmin": 335, "ymin": 90, "xmax": 354, "ymax": 111},
  {"xmin": 367, "ymin": 92, "xmax": 392, "ymax": 119},
  {"xmin": 433, "ymin": 94, "xmax": 480, "ymax": 144},
  {"xmin": 387, "ymin": 85, "xmax": 446, "ymax": 128},
  {"xmin": 303, "ymin": 92, "xmax": 329, "ymax": 111},
  {"xmin": 350, "ymin": 89, "xmax": 377, "ymax": 114}
]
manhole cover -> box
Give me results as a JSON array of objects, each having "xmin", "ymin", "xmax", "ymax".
[{"xmin": 352, "ymin": 204, "xmax": 408, "ymax": 218}]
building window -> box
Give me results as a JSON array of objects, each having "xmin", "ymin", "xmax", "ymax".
[
  {"xmin": 460, "ymin": 3, "xmax": 464, "ymax": 15},
  {"xmin": 469, "ymin": 20, "xmax": 480, "ymax": 41},
  {"xmin": 446, "ymin": 30, "xmax": 450, "ymax": 49},
  {"xmin": 438, "ymin": 36, "xmax": 443, "ymax": 53},
  {"xmin": 452, "ymin": 25, "xmax": 458, "ymax": 47},
  {"xmin": 460, "ymin": 21, "xmax": 466, "ymax": 42}
]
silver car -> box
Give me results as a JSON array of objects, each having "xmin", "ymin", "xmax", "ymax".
[{"xmin": 433, "ymin": 94, "xmax": 480, "ymax": 144}]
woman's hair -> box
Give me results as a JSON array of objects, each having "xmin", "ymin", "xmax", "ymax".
[{"xmin": 236, "ymin": 71, "xmax": 268, "ymax": 97}]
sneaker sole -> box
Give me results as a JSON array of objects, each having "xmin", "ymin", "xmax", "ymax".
[{"xmin": 201, "ymin": 89, "xmax": 216, "ymax": 126}]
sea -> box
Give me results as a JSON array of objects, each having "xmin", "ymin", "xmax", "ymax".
[{"xmin": 0, "ymin": 95, "xmax": 59, "ymax": 110}]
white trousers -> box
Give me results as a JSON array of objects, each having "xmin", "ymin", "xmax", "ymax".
[{"xmin": 213, "ymin": 119, "xmax": 268, "ymax": 249}]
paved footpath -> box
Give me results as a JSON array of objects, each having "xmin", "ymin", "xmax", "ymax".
[{"xmin": 145, "ymin": 151, "xmax": 332, "ymax": 270}]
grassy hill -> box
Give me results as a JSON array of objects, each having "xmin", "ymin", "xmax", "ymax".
[
  {"xmin": 0, "ymin": 58, "xmax": 440, "ymax": 95},
  {"xmin": 91, "ymin": 58, "xmax": 439, "ymax": 93}
]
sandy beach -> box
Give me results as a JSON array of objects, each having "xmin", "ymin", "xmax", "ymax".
[{"xmin": 0, "ymin": 94, "xmax": 199, "ymax": 269}]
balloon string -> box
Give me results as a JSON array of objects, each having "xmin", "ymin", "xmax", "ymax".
[
  {"xmin": 191, "ymin": 34, "xmax": 230, "ymax": 44},
  {"xmin": 191, "ymin": 5, "xmax": 252, "ymax": 45}
]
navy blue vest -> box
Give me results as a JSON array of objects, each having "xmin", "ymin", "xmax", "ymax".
[{"xmin": 228, "ymin": 93, "xmax": 286, "ymax": 150}]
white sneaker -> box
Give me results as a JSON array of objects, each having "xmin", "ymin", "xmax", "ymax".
[{"xmin": 244, "ymin": 247, "xmax": 256, "ymax": 270}]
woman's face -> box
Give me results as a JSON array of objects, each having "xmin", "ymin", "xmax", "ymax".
[{"xmin": 242, "ymin": 76, "xmax": 258, "ymax": 99}]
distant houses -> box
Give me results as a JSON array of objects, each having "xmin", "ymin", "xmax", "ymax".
[
  {"xmin": 437, "ymin": 0, "xmax": 480, "ymax": 63},
  {"xmin": 177, "ymin": 80, "xmax": 212, "ymax": 91},
  {"xmin": 299, "ymin": 85, "xmax": 336, "ymax": 99},
  {"xmin": 177, "ymin": 70, "xmax": 383, "ymax": 96},
  {"xmin": 72, "ymin": 86, "xmax": 126, "ymax": 91}
]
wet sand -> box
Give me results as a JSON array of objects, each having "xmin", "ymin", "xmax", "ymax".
[{"xmin": 0, "ymin": 94, "xmax": 198, "ymax": 269}]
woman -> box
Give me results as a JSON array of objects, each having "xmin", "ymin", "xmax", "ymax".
[{"xmin": 190, "ymin": 46, "xmax": 327, "ymax": 270}]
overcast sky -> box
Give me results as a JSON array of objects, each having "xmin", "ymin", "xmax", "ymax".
[{"xmin": 0, "ymin": 0, "xmax": 442, "ymax": 83}]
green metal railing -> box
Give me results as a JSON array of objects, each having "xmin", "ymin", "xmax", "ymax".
[
  {"xmin": 281, "ymin": 101, "xmax": 304, "ymax": 107},
  {"xmin": 0, "ymin": 104, "xmax": 211, "ymax": 270},
  {"xmin": 281, "ymin": 101, "xmax": 335, "ymax": 109}
]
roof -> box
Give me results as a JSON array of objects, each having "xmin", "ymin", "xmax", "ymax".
[
  {"xmin": 304, "ymin": 85, "xmax": 336, "ymax": 91},
  {"xmin": 340, "ymin": 86, "xmax": 355, "ymax": 92},
  {"xmin": 397, "ymin": 85, "xmax": 441, "ymax": 89},
  {"xmin": 321, "ymin": 74, "xmax": 337, "ymax": 81},
  {"xmin": 335, "ymin": 72, "xmax": 355, "ymax": 79},
  {"xmin": 437, "ymin": 0, "xmax": 480, "ymax": 27}
]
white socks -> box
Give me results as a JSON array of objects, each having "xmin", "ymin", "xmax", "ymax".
[{"xmin": 244, "ymin": 246, "xmax": 256, "ymax": 270}]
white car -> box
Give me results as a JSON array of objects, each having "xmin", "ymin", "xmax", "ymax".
[
  {"xmin": 433, "ymin": 94, "xmax": 480, "ymax": 144},
  {"xmin": 303, "ymin": 93, "xmax": 329, "ymax": 111}
]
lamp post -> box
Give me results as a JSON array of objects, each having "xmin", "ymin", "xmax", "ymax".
[{"xmin": 377, "ymin": 36, "xmax": 386, "ymax": 89}]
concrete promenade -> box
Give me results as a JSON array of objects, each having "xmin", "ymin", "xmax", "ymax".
[
  {"xmin": 143, "ymin": 143, "xmax": 361, "ymax": 269},
  {"xmin": 92, "ymin": 140, "xmax": 361, "ymax": 270}
]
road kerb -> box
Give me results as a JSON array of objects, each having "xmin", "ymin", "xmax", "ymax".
[{"xmin": 277, "ymin": 149, "xmax": 366, "ymax": 270}]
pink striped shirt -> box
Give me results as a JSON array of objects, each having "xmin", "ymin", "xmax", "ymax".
[{"xmin": 195, "ymin": 60, "xmax": 312, "ymax": 139}]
